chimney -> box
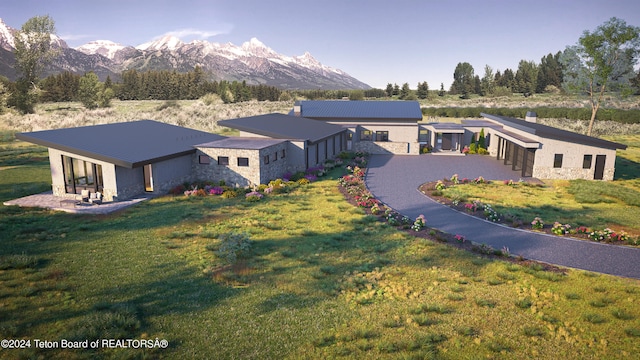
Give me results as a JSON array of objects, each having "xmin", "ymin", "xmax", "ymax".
[
  {"xmin": 525, "ymin": 111, "xmax": 537, "ymax": 123},
  {"xmin": 293, "ymin": 101, "xmax": 301, "ymax": 117}
]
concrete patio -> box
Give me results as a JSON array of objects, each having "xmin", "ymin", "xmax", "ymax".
[{"xmin": 3, "ymin": 191, "xmax": 154, "ymax": 215}]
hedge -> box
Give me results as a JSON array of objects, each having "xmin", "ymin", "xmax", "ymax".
[{"xmin": 421, "ymin": 107, "xmax": 640, "ymax": 124}]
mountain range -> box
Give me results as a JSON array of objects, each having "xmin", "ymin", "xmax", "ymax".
[{"xmin": 0, "ymin": 18, "xmax": 370, "ymax": 90}]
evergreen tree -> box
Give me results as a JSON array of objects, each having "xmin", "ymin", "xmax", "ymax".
[
  {"xmin": 385, "ymin": 83, "xmax": 394, "ymax": 97},
  {"xmin": 480, "ymin": 65, "xmax": 495, "ymax": 96},
  {"xmin": 399, "ymin": 82, "xmax": 411, "ymax": 99},
  {"xmin": 392, "ymin": 83, "xmax": 400, "ymax": 96},
  {"xmin": 536, "ymin": 52, "xmax": 564, "ymax": 93},
  {"xmin": 515, "ymin": 60, "xmax": 539, "ymax": 96},
  {"xmin": 438, "ymin": 82, "xmax": 446, "ymax": 97},
  {"xmin": 416, "ymin": 81, "xmax": 429, "ymax": 99}
]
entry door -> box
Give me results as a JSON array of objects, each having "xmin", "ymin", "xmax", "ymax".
[
  {"xmin": 441, "ymin": 134, "xmax": 452, "ymax": 150},
  {"xmin": 594, "ymin": 155, "xmax": 606, "ymax": 180},
  {"xmin": 143, "ymin": 164, "xmax": 154, "ymax": 192}
]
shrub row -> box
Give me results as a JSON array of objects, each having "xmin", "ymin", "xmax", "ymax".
[{"xmin": 422, "ymin": 107, "xmax": 640, "ymax": 124}]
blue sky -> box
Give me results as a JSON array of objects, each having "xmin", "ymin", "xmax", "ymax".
[{"xmin": 1, "ymin": 0, "xmax": 640, "ymax": 89}]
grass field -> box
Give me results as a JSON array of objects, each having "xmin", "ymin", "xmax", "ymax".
[
  {"xmin": 438, "ymin": 135, "xmax": 640, "ymax": 238},
  {"xmin": 1, "ymin": 133, "xmax": 639, "ymax": 359}
]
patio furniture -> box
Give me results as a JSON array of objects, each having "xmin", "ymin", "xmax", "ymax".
[{"xmin": 89, "ymin": 192, "xmax": 102, "ymax": 205}]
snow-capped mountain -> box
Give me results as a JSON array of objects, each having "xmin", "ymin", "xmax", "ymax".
[
  {"xmin": 0, "ymin": 16, "xmax": 370, "ymax": 90},
  {"xmin": 76, "ymin": 40, "xmax": 126, "ymax": 59}
]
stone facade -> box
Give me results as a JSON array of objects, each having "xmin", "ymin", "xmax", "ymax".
[
  {"xmin": 195, "ymin": 141, "xmax": 294, "ymax": 187},
  {"xmin": 354, "ymin": 141, "xmax": 419, "ymax": 155}
]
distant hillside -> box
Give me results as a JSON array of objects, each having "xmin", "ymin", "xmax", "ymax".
[{"xmin": 0, "ymin": 18, "xmax": 371, "ymax": 90}]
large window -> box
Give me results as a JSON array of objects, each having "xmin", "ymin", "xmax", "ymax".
[
  {"xmin": 218, "ymin": 156, "xmax": 229, "ymax": 165},
  {"xmin": 376, "ymin": 131, "xmax": 389, "ymax": 142},
  {"xmin": 238, "ymin": 157, "xmax": 249, "ymax": 167},
  {"xmin": 62, "ymin": 155, "xmax": 103, "ymax": 194},
  {"xmin": 554, "ymin": 154, "xmax": 563, "ymax": 168}
]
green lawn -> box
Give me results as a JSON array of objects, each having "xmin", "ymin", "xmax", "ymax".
[
  {"xmin": 439, "ymin": 135, "xmax": 640, "ymax": 238},
  {"xmin": 1, "ymin": 136, "xmax": 639, "ymax": 359}
]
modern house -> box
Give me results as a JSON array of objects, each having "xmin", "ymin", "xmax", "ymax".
[
  {"xmin": 479, "ymin": 112, "xmax": 627, "ymax": 181},
  {"xmin": 15, "ymin": 102, "xmax": 627, "ymax": 203},
  {"xmin": 290, "ymin": 101, "xmax": 626, "ymax": 181},
  {"xmin": 16, "ymin": 120, "xmax": 224, "ymax": 202},
  {"xmin": 292, "ymin": 100, "xmax": 424, "ymax": 154},
  {"xmin": 16, "ymin": 114, "xmax": 347, "ymax": 201},
  {"xmin": 217, "ymin": 113, "xmax": 347, "ymax": 171}
]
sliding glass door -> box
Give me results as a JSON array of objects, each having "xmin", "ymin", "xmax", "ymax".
[{"xmin": 62, "ymin": 155, "xmax": 103, "ymax": 194}]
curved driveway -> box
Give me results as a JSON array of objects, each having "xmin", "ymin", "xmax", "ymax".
[{"xmin": 365, "ymin": 154, "xmax": 640, "ymax": 279}]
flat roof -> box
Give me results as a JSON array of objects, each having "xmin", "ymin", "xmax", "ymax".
[
  {"xmin": 295, "ymin": 100, "xmax": 423, "ymax": 121},
  {"xmin": 16, "ymin": 120, "xmax": 224, "ymax": 168},
  {"xmin": 197, "ymin": 137, "xmax": 286, "ymax": 150},
  {"xmin": 218, "ymin": 113, "xmax": 345, "ymax": 143},
  {"xmin": 481, "ymin": 113, "xmax": 627, "ymax": 150}
]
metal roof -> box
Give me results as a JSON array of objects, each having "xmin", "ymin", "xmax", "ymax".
[
  {"xmin": 197, "ymin": 137, "xmax": 286, "ymax": 150},
  {"xmin": 16, "ymin": 120, "xmax": 224, "ymax": 168},
  {"xmin": 481, "ymin": 113, "xmax": 627, "ymax": 150},
  {"xmin": 218, "ymin": 113, "xmax": 346, "ymax": 143},
  {"xmin": 295, "ymin": 100, "xmax": 423, "ymax": 121}
]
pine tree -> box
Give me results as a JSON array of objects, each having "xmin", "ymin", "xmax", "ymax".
[{"xmin": 385, "ymin": 83, "xmax": 394, "ymax": 97}]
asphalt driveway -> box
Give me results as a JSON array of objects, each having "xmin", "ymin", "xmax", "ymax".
[{"xmin": 365, "ymin": 154, "xmax": 640, "ymax": 279}]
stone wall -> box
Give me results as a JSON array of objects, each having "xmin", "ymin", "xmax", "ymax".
[
  {"xmin": 354, "ymin": 141, "xmax": 419, "ymax": 155},
  {"xmin": 195, "ymin": 141, "xmax": 291, "ymax": 187}
]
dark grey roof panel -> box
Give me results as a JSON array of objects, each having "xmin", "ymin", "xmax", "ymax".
[
  {"xmin": 296, "ymin": 100, "xmax": 423, "ymax": 121},
  {"xmin": 481, "ymin": 113, "xmax": 627, "ymax": 150},
  {"xmin": 197, "ymin": 137, "xmax": 286, "ymax": 150},
  {"xmin": 16, "ymin": 120, "xmax": 224, "ymax": 168},
  {"xmin": 218, "ymin": 113, "xmax": 346, "ymax": 143}
]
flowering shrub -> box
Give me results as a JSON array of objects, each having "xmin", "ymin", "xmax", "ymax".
[
  {"xmin": 503, "ymin": 179, "xmax": 515, "ymax": 186},
  {"xmin": 371, "ymin": 203, "xmax": 382, "ymax": 215},
  {"xmin": 464, "ymin": 201, "xmax": 480, "ymax": 213},
  {"xmin": 454, "ymin": 234, "xmax": 465, "ymax": 243},
  {"xmin": 576, "ymin": 226, "xmax": 590, "ymax": 234},
  {"xmin": 531, "ymin": 217, "xmax": 544, "ymax": 229},
  {"xmin": 551, "ymin": 222, "xmax": 571, "ymax": 235},
  {"xmin": 461, "ymin": 178, "xmax": 470, "ymax": 184},
  {"xmin": 297, "ymin": 178, "xmax": 310, "ymax": 185},
  {"xmin": 245, "ymin": 191, "xmax": 263, "ymax": 202},
  {"xmin": 588, "ymin": 228, "xmax": 613, "ymax": 242},
  {"xmin": 386, "ymin": 211, "xmax": 401, "ymax": 226},
  {"xmin": 411, "ymin": 214, "xmax": 426, "ymax": 231},
  {"xmin": 474, "ymin": 176, "xmax": 485, "ymax": 184},
  {"xmin": 304, "ymin": 174, "xmax": 318, "ymax": 182},
  {"xmin": 206, "ymin": 185, "xmax": 224, "ymax": 195},
  {"xmin": 483, "ymin": 204, "xmax": 500, "ymax": 222},
  {"xmin": 435, "ymin": 180, "xmax": 446, "ymax": 191},
  {"xmin": 462, "ymin": 146, "xmax": 470, "ymax": 154},
  {"xmin": 587, "ymin": 228, "xmax": 629, "ymax": 243},
  {"xmin": 221, "ymin": 190, "xmax": 238, "ymax": 199},
  {"xmin": 450, "ymin": 174, "xmax": 459, "ymax": 184}
]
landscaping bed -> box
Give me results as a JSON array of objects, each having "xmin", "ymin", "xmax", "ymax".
[{"xmin": 417, "ymin": 176, "xmax": 640, "ymax": 247}]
